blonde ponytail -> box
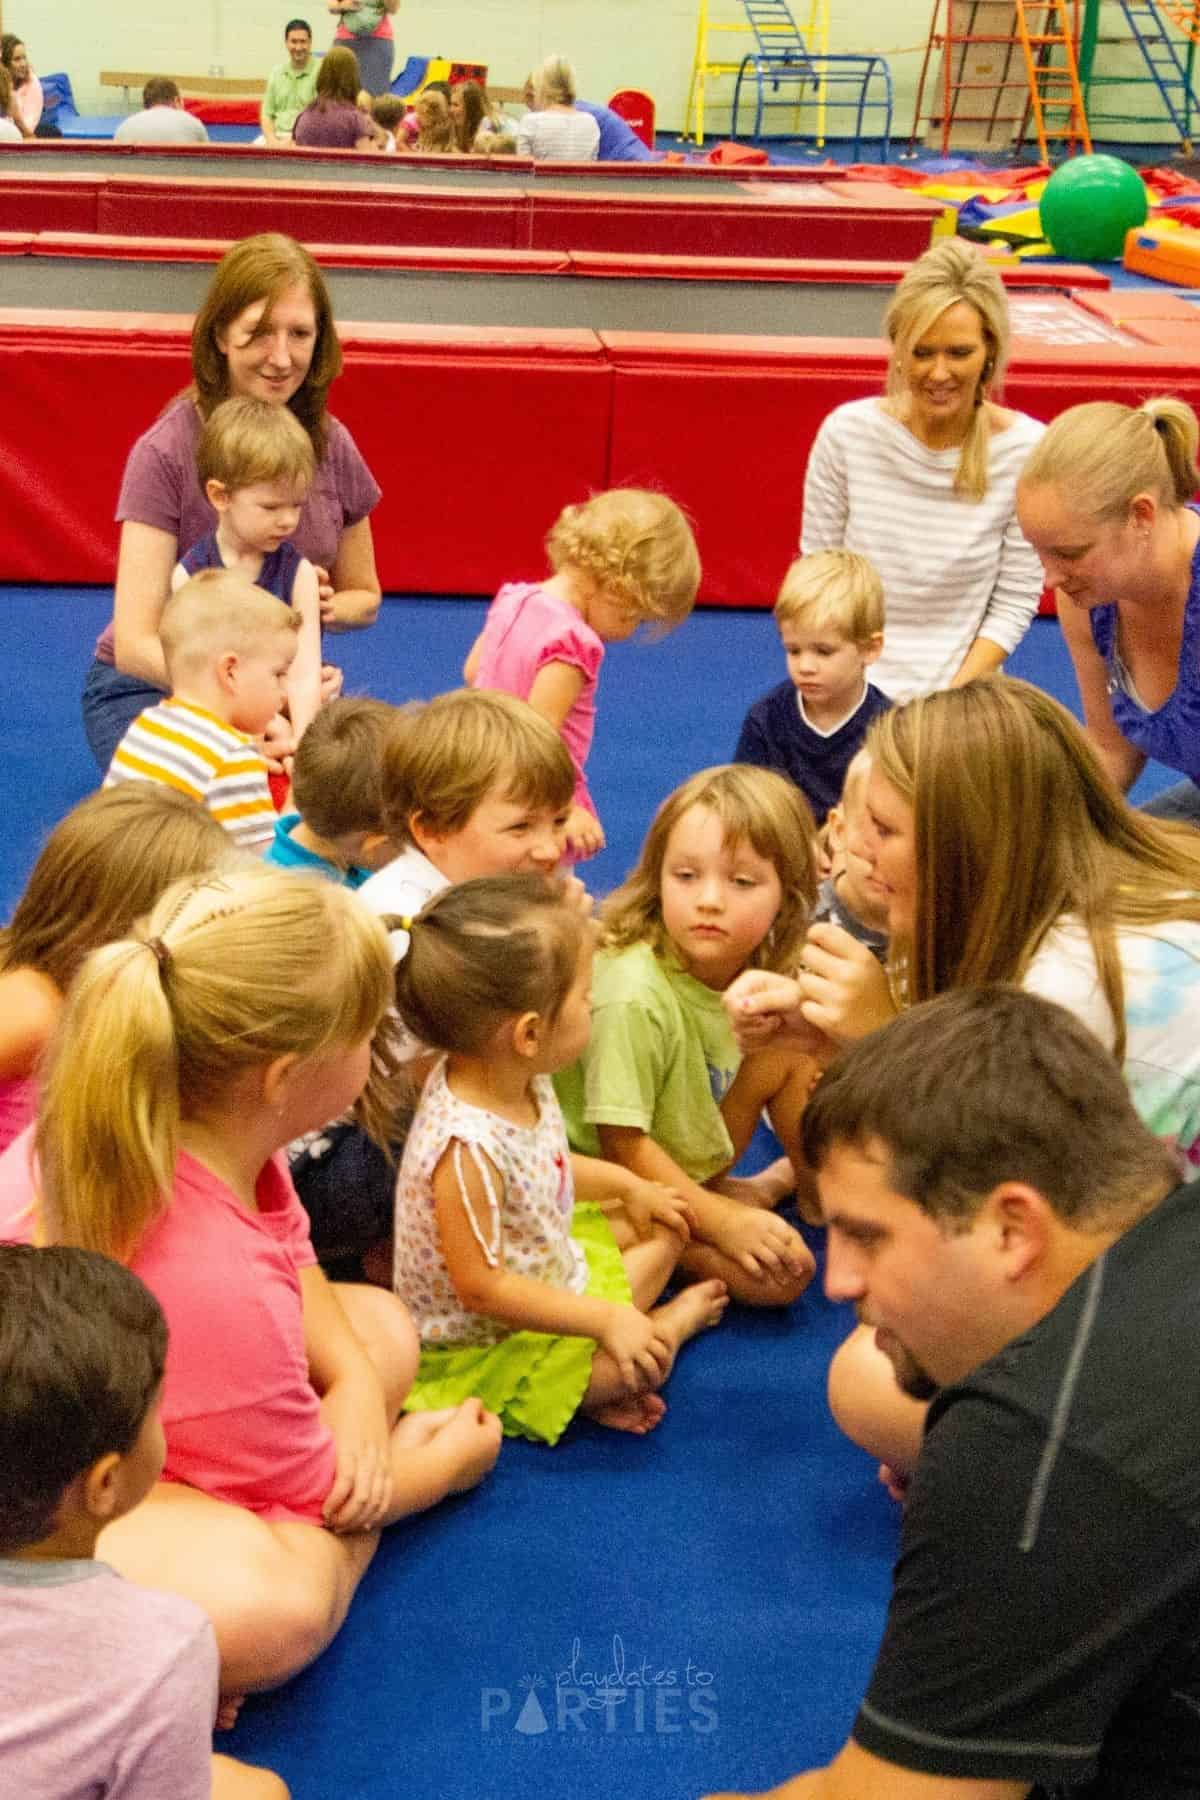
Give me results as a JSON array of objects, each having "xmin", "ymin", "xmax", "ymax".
[
  {"xmin": 36, "ymin": 867, "xmax": 397, "ymax": 1261},
  {"xmin": 37, "ymin": 939, "xmax": 179, "ymax": 1259},
  {"xmin": 1022, "ymin": 396, "xmax": 1200, "ymax": 520}
]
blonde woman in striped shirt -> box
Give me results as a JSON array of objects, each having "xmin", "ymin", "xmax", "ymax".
[
  {"xmin": 802, "ymin": 239, "xmax": 1045, "ymax": 702},
  {"xmin": 106, "ymin": 570, "xmax": 299, "ymax": 853}
]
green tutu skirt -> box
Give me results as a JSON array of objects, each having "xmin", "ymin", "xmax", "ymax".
[{"xmin": 404, "ymin": 1202, "xmax": 630, "ymax": 1446}]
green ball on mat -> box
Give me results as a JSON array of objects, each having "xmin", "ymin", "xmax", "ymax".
[{"xmin": 1039, "ymin": 154, "xmax": 1149, "ymax": 261}]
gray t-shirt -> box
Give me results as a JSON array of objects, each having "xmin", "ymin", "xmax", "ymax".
[
  {"xmin": 114, "ymin": 107, "xmax": 210, "ymax": 144},
  {"xmin": 0, "ymin": 1556, "xmax": 218, "ymax": 1798}
]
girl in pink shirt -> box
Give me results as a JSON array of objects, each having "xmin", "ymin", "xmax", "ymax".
[
  {"xmin": 465, "ymin": 488, "xmax": 701, "ymax": 862},
  {"xmin": 0, "ymin": 865, "xmax": 500, "ymax": 1699},
  {"xmin": 0, "ymin": 788, "xmax": 229, "ymax": 1156}
]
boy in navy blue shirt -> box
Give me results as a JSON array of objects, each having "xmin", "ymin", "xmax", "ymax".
[{"xmin": 735, "ymin": 549, "xmax": 890, "ymax": 826}]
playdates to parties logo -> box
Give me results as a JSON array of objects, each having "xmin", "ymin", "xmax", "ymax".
[{"xmin": 481, "ymin": 1634, "xmax": 718, "ymax": 1737}]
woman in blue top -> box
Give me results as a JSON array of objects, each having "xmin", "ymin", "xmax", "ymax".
[{"xmin": 1017, "ymin": 396, "xmax": 1200, "ymax": 821}]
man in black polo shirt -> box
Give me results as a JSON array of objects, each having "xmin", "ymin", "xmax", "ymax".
[{"xmin": 706, "ymin": 986, "xmax": 1200, "ymax": 1800}]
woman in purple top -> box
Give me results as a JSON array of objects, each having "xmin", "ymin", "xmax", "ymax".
[
  {"xmin": 1018, "ymin": 396, "xmax": 1200, "ymax": 822},
  {"xmin": 291, "ymin": 45, "xmax": 383, "ymax": 150},
  {"xmin": 82, "ymin": 232, "xmax": 384, "ymax": 773}
]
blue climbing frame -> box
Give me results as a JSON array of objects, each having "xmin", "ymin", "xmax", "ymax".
[{"xmin": 728, "ymin": 0, "xmax": 893, "ymax": 156}]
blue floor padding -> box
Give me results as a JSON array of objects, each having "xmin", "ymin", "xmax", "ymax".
[{"xmin": 0, "ymin": 588, "xmax": 1179, "ymax": 1796}]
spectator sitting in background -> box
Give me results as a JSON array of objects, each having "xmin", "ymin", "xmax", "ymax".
[
  {"xmin": 114, "ymin": 78, "xmax": 209, "ymax": 146},
  {"xmin": 0, "ymin": 67, "xmax": 21, "ymax": 142},
  {"xmin": 450, "ymin": 79, "xmax": 511, "ymax": 153},
  {"xmin": 0, "ymin": 35, "xmax": 54, "ymax": 139},
  {"xmin": 516, "ymin": 56, "xmax": 601, "ymax": 162},
  {"xmin": 292, "ymin": 44, "xmax": 384, "ymax": 150},
  {"xmin": 410, "ymin": 87, "xmax": 455, "ymax": 154},
  {"xmin": 399, "ymin": 77, "xmax": 449, "ymax": 145},
  {"xmin": 260, "ymin": 18, "xmax": 319, "ymax": 145},
  {"xmin": 478, "ymin": 129, "xmax": 518, "ymax": 156},
  {"xmin": 575, "ymin": 97, "xmax": 653, "ymax": 161},
  {"xmin": 369, "ymin": 91, "xmax": 404, "ymax": 150}
]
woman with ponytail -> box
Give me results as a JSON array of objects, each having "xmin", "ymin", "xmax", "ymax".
[
  {"xmin": 1018, "ymin": 396, "xmax": 1200, "ymax": 821},
  {"xmin": 802, "ymin": 238, "xmax": 1045, "ymax": 702},
  {"xmin": 0, "ymin": 866, "xmax": 500, "ymax": 1697}
]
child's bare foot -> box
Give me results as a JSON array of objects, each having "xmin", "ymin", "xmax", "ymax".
[
  {"xmin": 215, "ymin": 1695, "xmax": 245, "ymax": 1732},
  {"xmin": 713, "ymin": 1155, "xmax": 795, "ymax": 1211},
  {"xmin": 395, "ymin": 1406, "xmax": 461, "ymax": 1446},
  {"xmin": 653, "ymin": 1277, "xmax": 730, "ymax": 1347},
  {"xmin": 439, "ymin": 1399, "xmax": 504, "ymax": 1492},
  {"xmin": 587, "ymin": 1391, "xmax": 667, "ymax": 1434}
]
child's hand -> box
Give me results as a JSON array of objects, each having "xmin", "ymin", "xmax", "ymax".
[
  {"xmin": 320, "ymin": 1380, "xmax": 394, "ymax": 1533},
  {"xmin": 623, "ymin": 1178, "xmax": 694, "ymax": 1244},
  {"xmin": 312, "ymin": 565, "xmax": 336, "ymax": 627},
  {"xmin": 723, "ymin": 969, "xmax": 804, "ymax": 1051},
  {"xmin": 798, "ymin": 923, "xmax": 897, "ymax": 1045},
  {"xmin": 714, "ymin": 1208, "xmax": 816, "ymax": 1288},
  {"xmin": 600, "ymin": 1304, "xmax": 672, "ymax": 1390},
  {"xmin": 438, "ymin": 1398, "xmax": 503, "ymax": 1493},
  {"xmin": 565, "ymin": 803, "xmax": 605, "ymax": 860},
  {"xmin": 560, "ymin": 874, "xmax": 594, "ymax": 919},
  {"xmin": 256, "ymin": 712, "xmax": 298, "ymax": 775},
  {"xmin": 319, "ymin": 662, "xmax": 344, "ymax": 704}
]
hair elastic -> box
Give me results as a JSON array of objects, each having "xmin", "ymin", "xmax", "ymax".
[{"xmin": 144, "ymin": 937, "xmax": 171, "ymax": 978}]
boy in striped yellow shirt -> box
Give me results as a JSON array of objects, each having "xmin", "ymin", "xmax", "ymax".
[{"xmin": 105, "ymin": 570, "xmax": 299, "ymax": 853}]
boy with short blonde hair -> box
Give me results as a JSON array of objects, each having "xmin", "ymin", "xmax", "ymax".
[
  {"xmin": 735, "ymin": 549, "xmax": 891, "ymax": 826},
  {"xmin": 106, "ymin": 569, "xmax": 299, "ymax": 853},
  {"xmin": 812, "ymin": 748, "xmax": 889, "ymax": 960}
]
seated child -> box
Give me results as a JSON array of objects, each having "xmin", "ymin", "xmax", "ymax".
[
  {"xmin": 105, "ymin": 570, "xmax": 300, "ymax": 853},
  {"xmin": 735, "ymin": 549, "xmax": 890, "ymax": 827},
  {"xmin": 464, "ymin": 488, "xmax": 701, "ymax": 860},
  {"xmin": 811, "ymin": 748, "xmax": 889, "ymax": 962},
  {"xmin": 174, "ymin": 396, "xmax": 322, "ymax": 752},
  {"xmin": 0, "ymin": 867, "xmax": 501, "ymax": 1697},
  {"xmin": 555, "ymin": 764, "xmax": 821, "ymax": 1307},
  {"xmin": 394, "ymin": 875, "xmax": 728, "ymax": 1441},
  {"xmin": 0, "ymin": 1242, "xmax": 286, "ymax": 1800},
  {"xmin": 478, "ymin": 130, "xmax": 517, "ymax": 155},
  {"xmin": 0, "ymin": 787, "xmax": 230, "ymax": 1155},
  {"xmin": 399, "ymin": 77, "xmax": 450, "ymax": 145},
  {"xmin": 266, "ymin": 696, "xmax": 399, "ymax": 888},
  {"xmin": 290, "ymin": 688, "xmax": 576, "ymax": 1267},
  {"xmin": 412, "ymin": 87, "xmax": 455, "ymax": 153},
  {"xmin": 369, "ymin": 91, "xmax": 405, "ymax": 149}
]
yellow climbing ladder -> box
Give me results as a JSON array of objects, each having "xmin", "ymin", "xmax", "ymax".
[{"xmin": 684, "ymin": 0, "xmax": 831, "ymax": 146}]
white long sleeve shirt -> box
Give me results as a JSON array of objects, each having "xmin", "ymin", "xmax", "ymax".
[{"xmin": 801, "ymin": 397, "xmax": 1045, "ymax": 700}]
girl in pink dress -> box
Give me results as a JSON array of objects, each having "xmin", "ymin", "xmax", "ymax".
[
  {"xmin": 0, "ymin": 865, "xmax": 500, "ymax": 1700},
  {"xmin": 465, "ymin": 488, "xmax": 700, "ymax": 861},
  {"xmin": 0, "ymin": 788, "xmax": 229, "ymax": 1155}
]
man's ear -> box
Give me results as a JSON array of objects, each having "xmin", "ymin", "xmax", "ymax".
[{"xmin": 984, "ymin": 1182, "xmax": 1052, "ymax": 1283}]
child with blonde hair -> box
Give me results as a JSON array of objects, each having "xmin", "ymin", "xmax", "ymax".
[
  {"xmin": 106, "ymin": 570, "xmax": 300, "ymax": 851},
  {"xmin": 0, "ymin": 866, "xmax": 501, "ymax": 1697},
  {"xmin": 266, "ymin": 695, "xmax": 398, "ymax": 887},
  {"xmin": 0, "ymin": 785, "xmax": 231, "ymax": 1155},
  {"xmin": 811, "ymin": 748, "xmax": 889, "ymax": 961},
  {"xmin": 394, "ymin": 875, "xmax": 727, "ymax": 1440},
  {"xmin": 735, "ymin": 550, "xmax": 890, "ymax": 827},
  {"xmin": 411, "ymin": 87, "xmax": 455, "ymax": 153},
  {"xmin": 465, "ymin": 489, "xmax": 701, "ymax": 859},
  {"xmin": 292, "ymin": 690, "xmax": 577, "ymax": 1268},
  {"xmin": 175, "ymin": 396, "xmax": 323, "ymax": 752},
  {"xmin": 556, "ymin": 764, "xmax": 820, "ymax": 1306}
]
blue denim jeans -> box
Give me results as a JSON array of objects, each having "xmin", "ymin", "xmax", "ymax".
[{"xmin": 80, "ymin": 658, "xmax": 166, "ymax": 773}]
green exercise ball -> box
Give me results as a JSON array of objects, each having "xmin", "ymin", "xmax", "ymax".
[{"xmin": 1039, "ymin": 154, "xmax": 1149, "ymax": 262}]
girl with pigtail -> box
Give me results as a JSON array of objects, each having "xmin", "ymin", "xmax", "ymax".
[
  {"xmin": 392, "ymin": 874, "xmax": 729, "ymax": 1442},
  {"xmin": 464, "ymin": 488, "xmax": 701, "ymax": 860},
  {"xmin": 0, "ymin": 865, "xmax": 501, "ymax": 1699}
]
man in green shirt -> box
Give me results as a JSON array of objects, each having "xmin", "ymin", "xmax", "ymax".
[{"xmin": 260, "ymin": 18, "xmax": 319, "ymax": 144}]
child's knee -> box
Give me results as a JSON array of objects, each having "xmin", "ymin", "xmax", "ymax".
[
  {"xmin": 338, "ymin": 1283, "xmax": 420, "ymax": 1409},
  {"xmin": 212, "ymin": 1754, "xmax": 291, "ymax": 1800},
  {"xmin": 827, "ymin": 1323, "xmax": 926, "ymax": 1473}
]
